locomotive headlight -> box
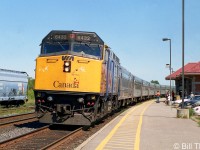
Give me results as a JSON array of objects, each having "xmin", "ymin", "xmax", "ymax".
[
  {"xmin": 64, "ymin": 62, "xmax": 70, "ymax": 66},
  {"xmin": 64, "ymin": 67, "xmax": 70, "ymax": 72},
  {"xmin": 47, "ymin": 96, "xmax": 53, "ymax": 101},
  {"xmin": 63, "ymin": 61, "xmax": 71, "ymax": 72}
]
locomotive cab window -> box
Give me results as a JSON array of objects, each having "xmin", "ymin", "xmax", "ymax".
[
  {"xmin": 41, "ymin": 42, "xmax": 70, "ymax": 55},
  {"xmin": 73, "ymin": 43, "xmax": 103, "ymax": 60}
]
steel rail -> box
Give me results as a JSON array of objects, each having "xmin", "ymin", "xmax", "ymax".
[
  {"xmin": 41, "ymin": 127, "xmax": 83, "ymax": 150},
  {"xmin": 0, "ymin": 116, "xmax": 38, "ymax": 127},
  {"xmin": 0, "ymin": 125, "xmax": 49, "ymax": 148},
  {"xmin": 0, "ymin": 112, "xmax": 35, "ymax": 119}
]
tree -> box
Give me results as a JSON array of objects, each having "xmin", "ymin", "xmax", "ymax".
[
  {"xmin": 28, "ymin": 77, "xmax": 35, "ymax": 90},
  {"xmin": 151, "ymin": 80, "xmax": 159, "ymax": 84},
  {"xmin": 28, "ymin": 77, "xmax": 35, "ymax": 100}
]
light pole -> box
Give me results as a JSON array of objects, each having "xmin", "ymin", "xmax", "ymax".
[
  {"xmin": 171, "ymin": 68, "xmax": 175, "ymax": 87},
  {"xmin": 163, "ymin": 38, "xmax": 172, "ymax": 104},
  {"xmin": 182, "ymin": 0, "xmax": 185, "ymax": 109}
]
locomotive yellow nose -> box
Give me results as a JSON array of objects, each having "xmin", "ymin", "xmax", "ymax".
[{"xmin": 34, "ymin": 55, "xmax": 103, "ymax": 93}]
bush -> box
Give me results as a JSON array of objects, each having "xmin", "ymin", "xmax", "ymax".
[
  {"xmin": 28, "ymin": 77, "xmax": 35, "ymax": 90},
  {"xmin": 189, "ymin": 108, "xmax": 195, "ymax": 117},
  {"xmin": 28, "ymin": 89, "xmax": 35, "ymax": 100}
]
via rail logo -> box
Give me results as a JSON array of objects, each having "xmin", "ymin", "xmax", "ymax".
[{"xmin": 173, "ymin": 143, "xmax": 200, "ymax": 150}]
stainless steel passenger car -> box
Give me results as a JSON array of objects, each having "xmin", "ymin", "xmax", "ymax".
[
  {"xmin": 118, "ymin": 67, "xmax": 132, "ymax": 101},
  {"xmin": 142, "ymin": 80, "xmax": 150, "ymax": 99},
  {"xmin": 133, "ymin": 76, "xmax": 143, "ymax": 101},
  {"xmin": 149, "ymin": 83, "xmax": 155, "ymax": 98}
]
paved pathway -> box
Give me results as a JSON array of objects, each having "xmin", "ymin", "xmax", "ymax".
[
  {"xmin": 76, "ymin": 99, "xmax": 200, "ymax": 150},
  {"xmin": 141, "ymin": 99, "xmax": 200, "ymax": 150}
]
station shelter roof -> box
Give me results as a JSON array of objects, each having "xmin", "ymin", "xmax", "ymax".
[{"xmin": 165, "ymin": 62, "xmax": 200, "ymax": 80}]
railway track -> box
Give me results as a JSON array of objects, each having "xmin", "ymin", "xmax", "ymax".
[
  {"xmin": 0, "ymin": 102, "xmax": 148, "ymax": 149},
  {"xmin": 0, "ymin": 110, "xmax": 128, "ymax": 150},
  {"xmin": 0, "ymin": 125, "xmax": 83, "ymax": 150},
  {"xmin": 41, "ymin": 127, "xmax": 83, "ymax": 150},
  {"xmin": 0, "ymin": 112, "xmax": 37, "ymax": 127}
]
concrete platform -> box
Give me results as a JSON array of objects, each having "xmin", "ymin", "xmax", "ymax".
[{"xmin": 75, "ymin": 99, "xmax": 200, "ymax": 150}]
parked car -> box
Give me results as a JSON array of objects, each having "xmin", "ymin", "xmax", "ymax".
[
  {"xmin": 179, "ymin": 95, "xmax": 200, "ymax": 108},
  {"xmin": 173, "ymin": 95, "xmax": 191, "ymax": 104},
  {"xmin": 193, "ymin": 106, "xmax": 200, "ymax": 115},
  {"xmin": 191, "ymin": 99, "xmax": 200, "ymax": 108}
]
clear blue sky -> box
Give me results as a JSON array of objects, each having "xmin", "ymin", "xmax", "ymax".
[{"xmin": 0, "ymin": 0, "xmax": 200, "ymax": 85}]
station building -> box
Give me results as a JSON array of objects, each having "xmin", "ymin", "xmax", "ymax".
[{"xmin": 165, "ymin": 62, "xmax": 200, "ymax": 96}]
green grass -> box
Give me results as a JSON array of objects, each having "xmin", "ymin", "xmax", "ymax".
[
  {"xmin": 189, "ymin": 108, "xmax": 195, "ymax": 118},
  {"xmin": 198, "ymin": 119, "xmax": 200, "ymax": 126},
  {"xmin": 194, "ymin": 116, "xmax": 200, "ymax": 126},
  {"xmin": 0, "ymin": 89, "xmax": 35, "ymax": 117},
  {"xmin": 28, "ymin": 89, "xmax": 35, "ymax": 101},
  {"xmin": 190, "ymin": 111, "xmax": 200, "ymax": 126}
]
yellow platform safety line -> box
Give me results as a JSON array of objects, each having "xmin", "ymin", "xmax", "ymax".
[
  {"xmin": 134, "ymin": 101, "xmax": 154, "ymax": 150},
  {"xmin": 95, "ymin": 100, "xmax": 153, "ymax": 150}
]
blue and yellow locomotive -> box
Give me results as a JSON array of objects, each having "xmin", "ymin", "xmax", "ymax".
[{"xmin": 34, "ymin": 30, "xmax": 173, "ymax": 126}]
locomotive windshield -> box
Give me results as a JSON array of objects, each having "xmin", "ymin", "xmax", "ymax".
[
  {"xmin": 42, "ymin": 42, "xmax": 70, "ymax": 54},
  {"xmin": 40, "ymin": 31, "xmax": 104, "ymax": 59},
  {"xmin": 41, "ymin": 42, "xmax": 102, "ymax": 59},
  {"xmin": 73, "ymin": 43, "xmax": 102, "ymax": 59}
]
